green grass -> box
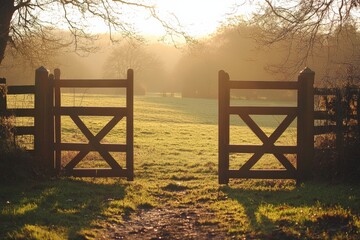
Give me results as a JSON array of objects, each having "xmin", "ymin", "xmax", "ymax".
[{"xmin": 1, "ymin": 93, "xmax": 359, "ymax": 239}]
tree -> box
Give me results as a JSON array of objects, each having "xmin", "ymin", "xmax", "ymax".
[
  {"xmin": 243, "ymin": 0, "xmax": 360, "ymax": 73},
  {"xmin": 0, "ymin": 0, "xmax": 189, "ymax": 65},
  {"xmin": 253, "ymin": 0, "xmax": 360, "ymax": 47},
  {"xmin": 103, "ymin": 41, "xmax": 155, "ymax": 78},
  {"xmin": 103, "ymin": 40, "xmax": 164, "ymax": 94}
]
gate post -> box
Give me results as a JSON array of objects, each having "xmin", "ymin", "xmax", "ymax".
[
  {"xmin": 0, "ymin": 78, "xmax": 6, "ymax": 112},
  {"xmin": 0, "ymin": 78, "xmax": 6, "ymax": 115},
  {"xmin": 297, "ymin": 67, "xmax": 315, "ymax": 182},
  {"xmin": 54, "ymin": 68, "xmax": 61, "ymax": 174},
  {"xmin": 0, "ymin": 78, "xmax": 7, "ymax": 141},
  {"xmin": 218, "ymin": 70, "xmax": 230, "ymax": 184},
  {"xmin": 357, "ymin": 90, "xmax": 360, "ymax": 142},
  {"xmin": 126, "ymin": 69, "xmax": 134, "ymax": 181},
  {"xmin": 35, "ymin": 66, "xmax": 51, "ymax": 170},
  {"xmin": 47, "ymin": 73, "xmax": 55, "ymax": 172}
]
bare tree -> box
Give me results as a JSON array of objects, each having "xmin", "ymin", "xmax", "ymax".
[
  {"xmin": 254, "ymin": 0, "xmax": 360, "ymax": 46},
  {"xmin": 103, "ymin": 40, "xmax": 158, "ymax": 78},
  {"xmin": 241, "ymin": 0, "xmax": 360, "ymax": 74},
  {"xmin": 0, "ymin": 0, "xmax": 189, "ymax": 65}
]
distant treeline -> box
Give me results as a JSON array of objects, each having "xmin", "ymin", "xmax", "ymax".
[{"xmin": 1, "ymin": 23, "xmax": 359, "ymax": 100}]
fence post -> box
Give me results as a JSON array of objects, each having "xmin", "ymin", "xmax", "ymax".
[
  {"xmin": 126, "ymin": 69, "xmax": 134, "ymax": 181},
  {"xmin": 218, "ymin": 70, "xmax": 230, "ymax": 184},
  {"xmin": 35, "ymin": 66, "xmax": 50, "ymax": 169},
  {"xmin": 47, "ymin": 73, "xmax": 55, "ymax": 173},
  {"xmin": 335, "ymin": 88, "xmax": 345, "ymax": 175},
  {"xmin": 357, "ymin": 90, "xmax": 360, "ymax": 142},
  {"xmin": 0, "ymin": 78, "xmax": 6, "ymax": 113},
  {"xmin": 297, "ymin": 67, "xmax": 315, "ymax": 182},
  {"xmin": 0, "ymin": 78, "xmax": 7, "ymax": 141},
  {"xmin": 54, "ymin": 68, "xmax": 61, "ymax": 174}
]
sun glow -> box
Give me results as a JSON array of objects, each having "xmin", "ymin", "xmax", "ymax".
[
  {"xmin": 146, "ymin": 0, "xmax": 240, "ymax": 37},
  {"xmin": 79, "ymin": 0, "xmax": 255, "ymax": 39}
]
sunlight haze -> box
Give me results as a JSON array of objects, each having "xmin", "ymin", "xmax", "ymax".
[{"xmin": 54, "ymin": 0, "xmax": 254, "ymax": 38}]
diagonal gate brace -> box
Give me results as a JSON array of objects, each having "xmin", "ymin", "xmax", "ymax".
[
  {"xmin": 238, "ymin": 113, "xmax": 297, "ymax": 174},
  {"xmin": 65, "ymin": 114, "xmax": 124, "ymax": 171}
]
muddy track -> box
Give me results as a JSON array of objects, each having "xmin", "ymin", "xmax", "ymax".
[{"xmin": 101, "ymin": 206, "xmax": 234, "ymax": 240}]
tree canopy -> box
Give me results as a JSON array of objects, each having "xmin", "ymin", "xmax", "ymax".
[
  {"xmin": 0, "ymin": 0, "xmax": 188, "ymax": 65},
  {"xmin": 248, "ymin": 0, "xmax": 360, "ymax": 69}
]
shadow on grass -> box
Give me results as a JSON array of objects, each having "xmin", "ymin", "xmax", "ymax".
[
  {"xmin": 0, "ymin": 178, "xmax": 127, "ymax": 239},
  {"xmin": 221, "ymin": 180, "xmax": 360, "ymax": 239}
]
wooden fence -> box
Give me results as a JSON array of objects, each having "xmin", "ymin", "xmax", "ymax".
[
  {"xmin": 313, "ymin": 86, "xmax": 360, "ymax": 171},
  {"xmin": 0, "ymin": 78, "xmax": 36, "ymax": 154},
  {"xmin": 218, "ymin": 68, "xmax": 315, "ymax": 184},
  {"xmin": 0, "ymin": 67, "xmax": 134, "ymax": 180}
]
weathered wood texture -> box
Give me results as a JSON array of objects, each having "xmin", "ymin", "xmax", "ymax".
[
  {"xmin": 0, "ymin": 77, "xmax": 36, "ymax": 154},
  {"xmin": 0, "ymin": 67, "xmax": 133, "ymax": 180},
  {"xmin": 313, "ymin": 86, "xmax": 360, "ymax": 173},
  {"xmin": 53, "ymin": 68, "xmax": 134, "ymax": 180},
  {"xmin": 218, "ymin": 68, "xmax": 314, "ymax": 184}
]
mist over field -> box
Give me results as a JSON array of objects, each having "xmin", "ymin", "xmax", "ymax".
[{"xmin": 2, "ymin": 22, "xmax": 356, "ymax": 101}]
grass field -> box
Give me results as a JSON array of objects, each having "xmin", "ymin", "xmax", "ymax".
[{"xmin": 1, "ymin": 93, "xmax": 359, "ymax": 239}]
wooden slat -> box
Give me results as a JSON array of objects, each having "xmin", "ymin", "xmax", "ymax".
[
  {"xmin": 64, "ymin": 168, "xmax": 129, "ymax": 177},
  {"xmin": 55, "ymin": 79, "xmax": 128, "ymax": 88},
  {"xmin": 26, "ymin": 149, "xmax": 35, "ymax": 155},
  {"xmin": 7, "ymin": 108, "xmax": 35, "ymax": 117},
  {"xmin": 229, "ymin": 145, "xmax": 298, "ymax": 154},
  {"xmin": 59, "ymin": 107, "xmax": 127, "ymax": 116},
  {"xmin": 269, "ymin": 113, "xmax": 297, "ymax": 142},
  {"xmin": 64, "ymin": 151, "xmax": 88, "ymax": 171},
  {"xmin": 314, "ymin": 112, "xmax": 357, "ymax": 121},
  {"xmin": 314, "ymin": 88, "xmax": 337, "ymax": 95},
  {"xmin": 238, "ymin": 151, "xmax": 263, "ymax": 171},
  {"xmin": 7, "ymin": 85, "xmax": 35, "ymax": 94},
  {"xmin": 314, "ymin": 125, "xmax": 337, "ymax": 135},
  {"xmin": 229, "ymin": 80, "xmax": 299, "ymax": 90},
  {"xmin": 228, "ymin": 169, "xmax": 296, "ymax": 179},
  {"xmin": 54, "ymin": 71, "xmax": 61, "ymax": 173},
  {"xmin": 70, "ymin": 115, "xmax": 122, "ymax": 170},
  {"xmin": 13, "ymin": 126, "xmax": 35, "ymax": 135},
  {"xmin": 64, "ymin": 115, "xmax": 123, "ymax": 170},
  {"xmin": 273, "ymin": 153, "xmax": 297, "ymax": 174},
  {"xmin": 347, "ymin": 114, "xmax": 358, "ymax": 120},
  {"xmin": 229, "ymin": 106, "xmax": 298, "ymax": 115},
  {"xmin": 126, "ymin": 69, "xmax": 134, "ymax": 181},
  {"xmin": 239, "ymin": 114, "xmax": 269, "ymax": 143},
  {"xmin": 347, "ymin": 88, "xmax": 360, "ymax": 94},
  {"xmin": 315, "ymin": 148, "xmax": 335, "ymax": 153},
  {"xmin": 218, "ymin": 70, "xmax": 230, "ymax": 184},
  {"xmin": 59, "ymin": 143, "xmax": 126, "ymax": 152},
  {"xmin": 314, "ymin": 111, "xmax": 336, "ymax": 120}
]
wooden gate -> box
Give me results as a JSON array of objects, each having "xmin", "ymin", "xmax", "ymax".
[
  {"xmin": 218, "ymin": 68, "xmax": 314, "ymax": 184},
  {"xmin": 52, "ymin": 69, "xmax": 134, "ymax": 180}
]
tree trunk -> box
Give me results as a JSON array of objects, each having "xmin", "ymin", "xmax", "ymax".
[{"xmin": 0, "ymin": 0, "xmax": 15, "ymax": 65}]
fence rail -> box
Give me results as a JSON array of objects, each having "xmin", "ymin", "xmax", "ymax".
[
  {"xmin": 0, "ymin": 79, "xmax": 36, "ymax": 153},
  {"xmin": 313, "ymin": 86, "xmax": 359, "ymax": 174},
  {"xmin": 314, "ymin": 87, "xmax": 359, "ymax": 136}
]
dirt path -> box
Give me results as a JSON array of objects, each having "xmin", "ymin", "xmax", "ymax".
[{"xmin": 100, "ymin": 206, "xmax": 233, "ymax": 240}]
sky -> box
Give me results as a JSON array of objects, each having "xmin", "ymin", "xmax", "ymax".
[
  {"xmin": 139, "ymin": 0, "xmax": 244, "ymax": 37},
  {"xmin": 86, "ymin": 0, "xmax": 256, "ymax": 38}
]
